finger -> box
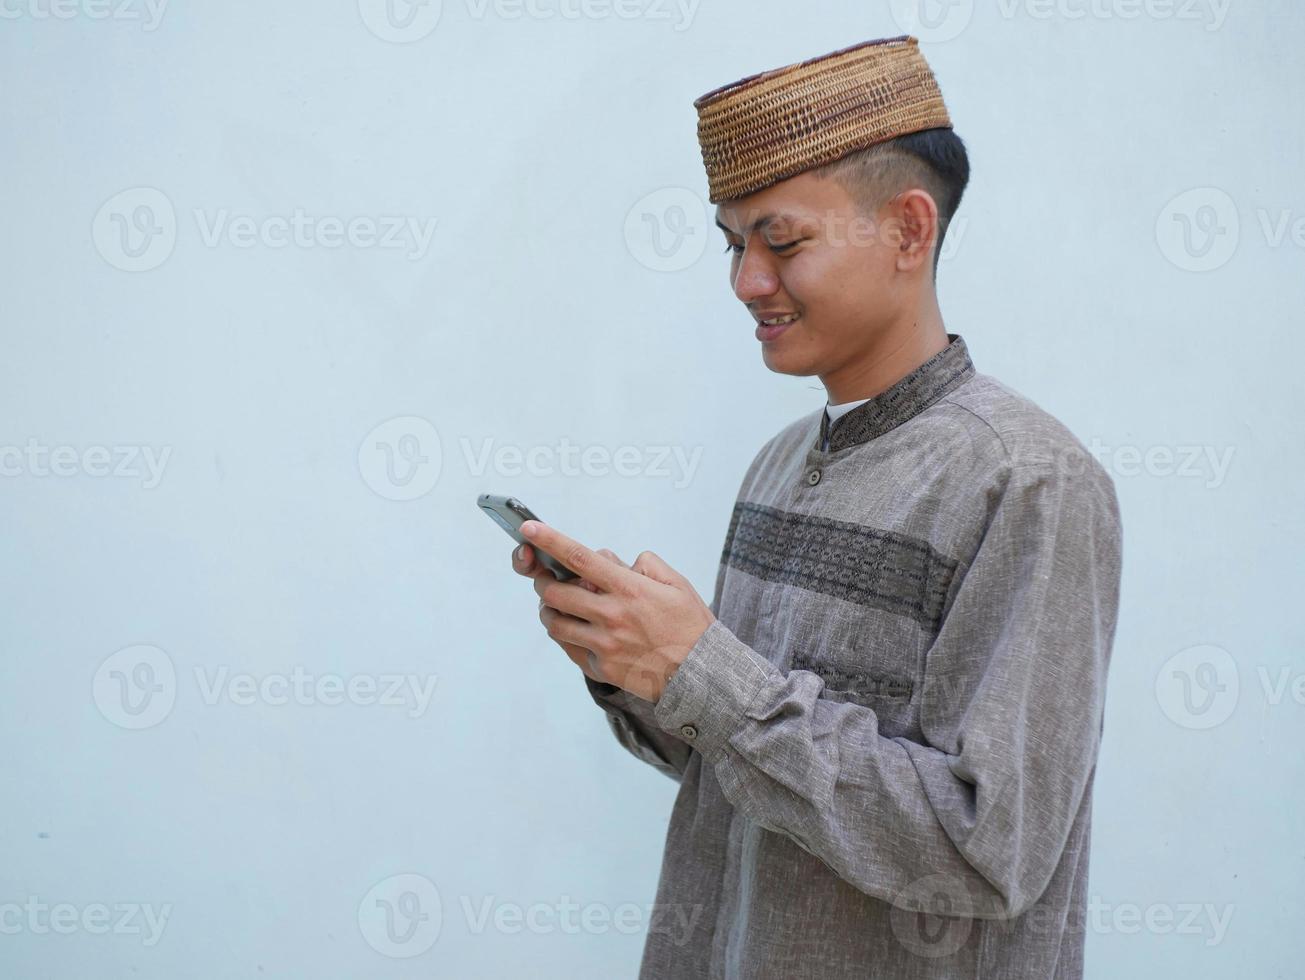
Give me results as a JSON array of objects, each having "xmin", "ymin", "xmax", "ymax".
[
  {"xmin": 535, "ymin": 572, "xmax": 614, "ymax": 623},
  {"xmin": 512, "ymin": 542, "xmax": 537, "ymax": 576},
  {"xmin": 573, "ymin": 550, "xmax": 625, "ymax": 594},
  {"xmin": 538, "ymin": 603, "xmax": 606, "ymax": 660},
  {"xmin": 597, "ymin": 548, "xmax": 631, "ymax": 569},
  {"xmin": 631, "ymin": 550, "xmax": 689, "ymax": 589},
  {"xmin": 520, "ymin": 521, "xmax": 638, "ymax": 595},
  {"xmin": 560, "ymin": 643, "xmax": 605, "ymax": 684},
  {"xmin": 514, "ymin": 542, "xmax": 561, "ymax": 582},
  {"xmin": 536, "ymin": 606, "xmax": 604, "ymax": 682},
  {"xmin": 575, "ymin": 549, "xmax": 626, "ymax": 594}
]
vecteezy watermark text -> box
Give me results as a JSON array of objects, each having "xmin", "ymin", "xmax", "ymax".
[
  {"xmin": 0, "ymin": 897, "xmax": 172, "ymax": 946},
  {"xmin": 460, "ymin": 437, "xmax": 703, "ymax": 488},
  {"xmin": 460, "ymin": 894, "xmax": 704, "ymax": 945},
  {"xmin": 889, "ymin": 872, "xmax": 1234, "ymax": 959},
  {"xmin": 358, "ymin": 416, "xmax": 705, "ymax": 501},
  {"xmin": 623, "ymin": 189, "xmax": 972, "ymax": 274},
  {"xmin": 93, "ymin": 645, "xmax": 439, "ymax": 729},
  {"xmin": 357, "ymin": 872, "xmax": 706, "ymax": 959},
  {"xmin": 193, "ymin": 666, "xmax": 438, "ymax": 717},
  {"xmin": 0, "ymin": 0, "xmax": 169, "ymax": 29},
  {"xmin": 1156, "ymin": 643, "xmax": 1305, "ymax": 730},
  {"xmin": 0, "ymin": 440, "xmax": 171, "ymax": 489},
  {"xmin": 889, "ymin": 0, "xmax": 1231, "ymax": 43},
  {"xmin": 1156, "ymin": 187, "xmax": 1305, "ymax": 272},
  {"xmin": 93, "ymin": 187, "xmax": 438, "ymax": 272},
  {"xmin": 356, "ymin": 0, "xmax": 702, "ymax": 43},
  {"xmin": 1086, "ymin": 438, "xmax": 1235, "ymax": 488},
  {"xmin": 191, "ymin": 209, "xmax": 437, "ymax": 259}
]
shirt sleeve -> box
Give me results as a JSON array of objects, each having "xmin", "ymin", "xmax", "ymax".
[
  {"xmin": 584, "ymin": 675, "xmax": 693, "ymax": 782},
  {"xmin": 649, "ymin": 458, "xmax": 1123, "ymax": 919},
  {"xmin": 580, "ymin": 470, "xmax": 748, "ymax": 784}
]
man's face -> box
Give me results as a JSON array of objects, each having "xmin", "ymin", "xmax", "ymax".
[{"xmin": 715, "ymin": 170, "xmax": 906, "ymax": 386}]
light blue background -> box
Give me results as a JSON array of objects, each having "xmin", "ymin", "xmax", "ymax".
[{"xmin": 2, "ymin": 0, "xmax": 1301, "ymax": 976}]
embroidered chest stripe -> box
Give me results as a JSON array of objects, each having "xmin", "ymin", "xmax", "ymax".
[{"xmin": 720, "ymin": 502, "xmax": 960, "ymax": 633}]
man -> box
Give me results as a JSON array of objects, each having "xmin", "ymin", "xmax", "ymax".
[{"xmin": 512, "ymin": 36, "xmax": 1122, "ymax": 979}]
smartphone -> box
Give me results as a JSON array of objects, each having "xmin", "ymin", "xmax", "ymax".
[{"xmin": 477, "ymin": 493, "xmax": 578, "ymax": 581}]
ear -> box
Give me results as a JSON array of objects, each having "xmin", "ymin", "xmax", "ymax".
[{"xmin": 883, "ymin": 188, "xmax": 940, "ymax": 275}]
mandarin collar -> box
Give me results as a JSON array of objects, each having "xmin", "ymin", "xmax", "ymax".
[{"xmin": 815, "ymin": 333, "xmax": 975, "ymax": 453}]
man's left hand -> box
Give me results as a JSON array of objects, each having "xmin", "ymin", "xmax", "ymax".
[{"xmin": 524, "ymin": 520, "xmax": 716, "ymax": 703}]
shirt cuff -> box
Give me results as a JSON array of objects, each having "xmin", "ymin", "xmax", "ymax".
[
  {"xmin": 652, "ymin": 618, "xmax": 775, "ymax": 763},
  {"xmin": 584, "ymin": 675, "xmax": 623, "ymax": 702},
  {"xmin": 585, "ymin": 672, "xmax": 662, "ymax": 728}
]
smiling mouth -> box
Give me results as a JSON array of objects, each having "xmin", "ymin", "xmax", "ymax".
[{"xmin": 755, "ymin": 313, "xmax": 800, "ymax": 342}]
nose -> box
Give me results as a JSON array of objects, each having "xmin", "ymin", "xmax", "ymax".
[{"xmin": 731, "ymin": 242, "xmax": 780, "ymax": 305}]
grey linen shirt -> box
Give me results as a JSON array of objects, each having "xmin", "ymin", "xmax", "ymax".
[{"xmin": 585, "ymin": 333, "xmax": 1123, "ymax": 979}]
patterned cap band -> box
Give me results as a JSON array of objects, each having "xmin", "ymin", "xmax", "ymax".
[{"xmin": 693, "ymin": 36, "xmax": 953, "ymax": 204}]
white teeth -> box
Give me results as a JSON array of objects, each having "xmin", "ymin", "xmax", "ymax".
[{"xmin": 762, "ymin": 314, "xmax": 800, "ymax": 326}]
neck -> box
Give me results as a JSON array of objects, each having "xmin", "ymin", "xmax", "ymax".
[{"xmin": 821, "ymin": 293, "xmax": 949, "ymax": 405}]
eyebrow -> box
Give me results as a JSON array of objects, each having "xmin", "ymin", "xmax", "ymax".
[{"xmin": 714, "ymin": 211, "xmax": 803, "ymax": 237}]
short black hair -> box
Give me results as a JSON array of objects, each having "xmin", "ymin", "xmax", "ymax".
[{"xmin": 812, "ymin": 127, "xmax": 970, "ymax": 277}]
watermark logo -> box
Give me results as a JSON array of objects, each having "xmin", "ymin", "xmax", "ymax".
[
  {"xmin": 897, "ymin": 401, "xmax": 995, "ymax": 489},
  {"xmin": 1158, "ymin": 189, "xmax": 1305, "ymax": 271},
  {"xmin": 93, "ymin": 187, "xmax": 177, "ymax": 273},
  {"xmin": 1156, "ymin": 187, "xmax": 1240, "ymax": 272},
  {"xmin": 624, "ymin": 187, "xmax": 709, "ymax": 273},
  {"xmin": 93, "ymin": 644, "xmax": 177, "ymax": 730},
  {"xmin": 358, "ymin": 416, "xmax": 705, "ymax": 499},
  {"xmin": 358, "ymin": 416, "xmax": 444, "ymax": 501},
  {"xmin": 1155, "ymin": 643, "xmax": 1239, "ymax": 729},
  {"xmin": 889, "ymin": 0, "xmax": 975, "ymax": 43},
  {"xmin": 93, "ymin": 187, "xmax": 438, "ymax": 270},
  {"xmin": 358, "ymin": 0, "xmax": 443, "ymax": 41},
  {"xmin": 890, "ymin": 873, "xmax": 973, "ymax": 959},
  {"xmin": 359, "ymin": 873, "xmax": 442, "ymax": 958},
  {"xmin": 702, "ymin": 198, "xmax": 972, "ymax": 273},
  {"xmin": 359, "ymin": 0, "xmax": 700, "ymax": 38},
  {"xmin": 887, "ymin": 877, "xmax": 1236, "ymax": 954},
  {"xmin": 94, "ymin": 647, "xmax": 439, "ymax": 726}
]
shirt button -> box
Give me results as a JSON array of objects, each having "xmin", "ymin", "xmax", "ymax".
[
  {"xmin": 807, "ymin": 468, "xmax": 822, "ymax": 486},
  {"xmin": 679, "ymin": 724, "xmax": 698, "ymax": 740}
]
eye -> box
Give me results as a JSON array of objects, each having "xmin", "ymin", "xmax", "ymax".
[{"xmin": 721, "ymin": 239, "xmax": 801, "ymax": 255}]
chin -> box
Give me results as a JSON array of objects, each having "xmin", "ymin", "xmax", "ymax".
[{"xmin": 761, "ymin": 346, "xmax": 817, "ymax": 377}]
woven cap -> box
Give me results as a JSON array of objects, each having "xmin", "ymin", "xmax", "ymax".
[{"xmin": 694, "ymin": 36, "xmax": 952, "ymax": 204}]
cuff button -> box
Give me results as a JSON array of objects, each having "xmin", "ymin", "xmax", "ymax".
[{"xmin": 679, "ymin": 724, "xmax": 698, "ymax": 740}]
